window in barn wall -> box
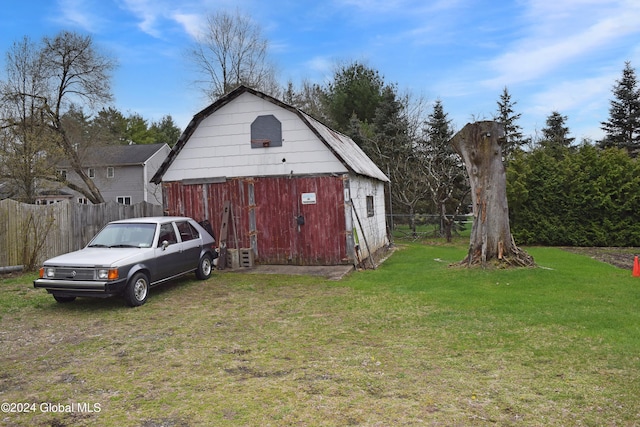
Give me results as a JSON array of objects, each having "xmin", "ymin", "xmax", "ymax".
[
  {"xmin": 251, "ymin": 115, "xmax": 282, "ymax": 148},
  {"xmin": 366, "ymin": 196, "xmax": 374, "ymax": 217}
]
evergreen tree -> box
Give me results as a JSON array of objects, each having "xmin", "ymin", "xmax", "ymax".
[
  {"xmin": 493, "ymin": 87, "xmax": 524, "ymax": 163},
  {"xmin": 149, "ymin": 115, "xmax": 182, "ymax": 147},
  {"xmin": 423, "ymin": 100, "xmax": 467, "ymax": 240},
  {"xmin": 540, "ymin": 111, "xmax": 574, "ymax": 158},
  {"xmin": 323, "ymin": 62, "xmax": 385, "ymax": 131},
  {"xmin": 600, "ymin": 61, "xmax": 640, "ymax": 156}
]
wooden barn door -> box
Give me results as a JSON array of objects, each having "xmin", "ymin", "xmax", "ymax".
[{"xmin": 253, "ymin": 176, "xmax": 346, "ymax": 265}]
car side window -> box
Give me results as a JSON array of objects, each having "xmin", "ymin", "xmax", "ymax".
[
  {"xmin": 157, "ymin": 223, "xmax": 177, "ymax": 247},
  {"xmin": 176, "ymin": 221, "xmax": 200, "ymax": 242}
]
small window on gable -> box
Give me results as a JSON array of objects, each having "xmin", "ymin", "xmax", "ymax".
[
  {"xmin": 107, "ymin": 167, "xmax": 114, "ymax": 178},
  {"xmin": 87, "ymin": 168, "xmax": 95, "ymax": 179},
  {"xmin": 251, "ymin": 115, "xmax": 282, "ymax": 148}
]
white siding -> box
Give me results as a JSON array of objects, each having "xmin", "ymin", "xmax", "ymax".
[
  {"xmin": 162, "ymin": 92, "xmax": 348, "ymax": 182},
  {"xmin": 348, "ymin": 174, "xmax": 388, "ymax": 260}
]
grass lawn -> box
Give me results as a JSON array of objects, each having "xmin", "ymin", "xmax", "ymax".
[{"xmin": 1, "ymin": 241, "xmax": 640, "ymax": 426}]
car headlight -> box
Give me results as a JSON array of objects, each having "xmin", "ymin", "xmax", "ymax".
[
  {"xmin": 97, "ymin": 268, "xmax": 119, "ymax": 280},
  {"xmin": 45, "ymin": 267, "xmax": 55, "ymax": 278}
]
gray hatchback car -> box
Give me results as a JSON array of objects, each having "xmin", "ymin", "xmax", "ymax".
[{"xmin": 34, "ymin": 216, "xmax": 217, "ymax": 306}]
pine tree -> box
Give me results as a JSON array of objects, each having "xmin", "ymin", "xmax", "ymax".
[
  {"xmin": 423, "ymin": 100, "xmax": 467, "ymax": 240},
  {"xmin": 540, "ymin": 111, "xmax": 574, "ymax": 158},
  {"xmin": 494, "ymin": 87, "xmax": 524, "ymax": 163},
  {"xmin": 600, "ymin": 62, "xmax": 640, "ymax": 156}
]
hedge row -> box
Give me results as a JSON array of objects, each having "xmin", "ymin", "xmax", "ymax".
[{"xmin": 507, "ymin": 145, "xmax": 640, "ymax": 246}]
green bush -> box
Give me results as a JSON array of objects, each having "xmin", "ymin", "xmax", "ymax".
[{"xmin": 508, "ymin": 145, "xmax": 640, "ymax": 246}]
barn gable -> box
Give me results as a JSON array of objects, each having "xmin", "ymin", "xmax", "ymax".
[{"xmin": 151, "ymin": 86, "xmax": 388, "ymax": 184}]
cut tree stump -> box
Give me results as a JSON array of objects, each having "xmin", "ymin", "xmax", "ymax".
[{"xmin": 450, "ymin": 121, "xmax": 535, "ymax": 268}]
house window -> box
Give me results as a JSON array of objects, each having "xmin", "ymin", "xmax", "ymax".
[
  {"xmin": 366, "ymin": 196, "xmax": 374, "ymax": 217},
  {"xmin": 107, "ymin": 167, "xmax": 115, "ymax": 178},
  {"xmin": 250, "ymin": 115, "xmax": 282, "ymax": 148},
  {"xmin": 117, "ymin": 196, "xmax": 132, "ymax": 205},
  {"xmin": 57, "ymin": 169, "xmax": 67, "ymax": 180},
  {"xmin": 77, "ymin": 197, "xmax": 88, "ymax": 205},
  {"xmin": 87, "ymin": 168, "xmax": 95, "ymax": 179}
]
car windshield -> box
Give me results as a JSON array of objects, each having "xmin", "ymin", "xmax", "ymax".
[{"xmin": 88, "ymin": 223, "xmax": 156, "ymax": 248}]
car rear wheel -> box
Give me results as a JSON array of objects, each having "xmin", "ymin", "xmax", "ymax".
[
  {"xmin": 53, "ymin": 294, "xmax": 76, "ymax": 303},
  {"xmin": 196, "ymin": 254, "xmax": 213, "ymax": 280},
  {"xmin": 124, "ymin": 272, "xmax": 149, "ymax": 307}
]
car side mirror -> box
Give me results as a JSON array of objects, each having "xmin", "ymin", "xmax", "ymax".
[{"xmin": 162, "ymin": 240, "xmax": 169, "ymax": 250}]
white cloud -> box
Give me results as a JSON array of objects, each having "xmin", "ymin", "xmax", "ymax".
[
  {"xmin": 119, "ymin": 0, "xmax": 164, "ymax": 37},
  {"xmin": 481, "ymin": 0, "xmax": 640, "ymax": 89},
  {"xmin": 55, "ymin": 0, "xmax": 102, "ymax": 31},
  {"xmin": 172, "ymin": 13, "xmax": 205, "ymax": 40}
]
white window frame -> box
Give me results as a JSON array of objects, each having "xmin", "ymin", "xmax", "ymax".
[
  {"xmin": 117, "ymin": 196, "xmax": 132, "ymax": 205},
  {"xmin": 87, "ymin": 167, "xmax": 95, "ymax": 179},
  {"xmin": 107, "ymin": 167, "xmax": 115, "ymax": 178}
]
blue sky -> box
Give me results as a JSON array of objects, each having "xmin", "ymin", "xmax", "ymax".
[{"xmin": 2, "ymin": 0, "xmax": 640, "ymax": 142}]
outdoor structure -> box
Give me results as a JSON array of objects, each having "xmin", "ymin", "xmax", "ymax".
[
  {"xmin": 151, "ymin": 86, "xmax": 389, "ymax": 266},
  {"xmin": 46, "ymin": 143, "xmax": 170, "ymax": 206}
]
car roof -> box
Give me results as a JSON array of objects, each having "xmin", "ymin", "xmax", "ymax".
[{"xmin": 109, "ymin": 216, "xmax": 194, "ymax": 225}]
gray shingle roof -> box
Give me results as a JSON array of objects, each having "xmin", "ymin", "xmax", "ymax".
[{"xmin": 58, "ymin": 143, "xmax": 167, "ymax": 167}]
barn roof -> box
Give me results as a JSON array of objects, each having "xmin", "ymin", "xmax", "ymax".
[{"xmin": 151, "ymin": 86, "xmax": 389, "ymax": 184}]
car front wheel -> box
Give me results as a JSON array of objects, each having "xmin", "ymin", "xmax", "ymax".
[
  {"xmin": 196, "ymin": 254, "xmax": 213, "ymax": 280},
  {"xmin": 124, "ymin": 272, "xmax": 149, "ymax": 307}
]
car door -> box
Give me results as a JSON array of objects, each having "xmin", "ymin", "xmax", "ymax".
[
  {"xmin": 153, "ymin": 221, "xmax": 184, "ymax": 281},
  {"xmin": 175, "ymin": 220, "xmax": 202, "ymax": 272}
]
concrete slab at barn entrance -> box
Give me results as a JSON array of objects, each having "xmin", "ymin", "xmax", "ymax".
[{"xmin": 227, "ymin": 264, "xmax": 355, "ymax": 281}]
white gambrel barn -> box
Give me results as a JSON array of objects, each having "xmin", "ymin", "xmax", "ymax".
[{"xmin": 152, "ymin": 86, "xmax": 389, "ymax": 266}]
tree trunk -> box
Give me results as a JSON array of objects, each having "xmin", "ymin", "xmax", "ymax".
[{"xmin": 450, "ymin": 121, "xmax": 534, "ymax": 268}]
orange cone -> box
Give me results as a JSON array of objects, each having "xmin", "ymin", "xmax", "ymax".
[{"xmin": 633, "ymin": 256, "xmax": 640, "ymax": 277}]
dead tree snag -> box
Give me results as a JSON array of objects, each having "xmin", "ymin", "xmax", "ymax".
[{"xmin": 450, "ymin": 121, "xmax": 534, "ymax": 268}]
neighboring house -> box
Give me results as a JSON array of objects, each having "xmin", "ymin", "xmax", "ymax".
[
  {"xmin": 151, "ymin": 85, "xmax": 389, "ymax": 266},
  {"xmin": 47, "ymin": 143, "xmax": 170, "ymax": 206}
]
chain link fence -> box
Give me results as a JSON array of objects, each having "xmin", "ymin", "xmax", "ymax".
[{"xmin": 387, "ymin": 214, "xmax": 472, "ymax": 241}]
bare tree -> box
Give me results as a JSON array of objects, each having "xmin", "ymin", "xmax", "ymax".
[
  {"xmin": 0, "ymin": 37, "xmax": 61, "ymax": 203},
  {"xmin": 450, "ymin": 121, "xmax": 534, "ymax": 267},
  {"xmin": 1, "ymin": 31, "xmax": 116, "ymax": 204},
  {"xmin": 189, "ymin": 10, "xmax": 278, "ymax": 100},
  {"xmin": 40, "ymin": 31, "xmax": 116, "ymax": 203}
]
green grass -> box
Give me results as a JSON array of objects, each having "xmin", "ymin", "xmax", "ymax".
[{"xmin": 1, "ymin": 243, "xmax": 640, "ymax": 426}]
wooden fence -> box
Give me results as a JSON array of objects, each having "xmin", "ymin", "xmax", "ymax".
[{"xmin": 0, "ymin": 199, "xmax": 163, "ymax": 270}]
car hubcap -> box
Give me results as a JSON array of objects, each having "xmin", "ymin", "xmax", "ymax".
[
  {"xmin": 202, "ymin": 258, "xmax": 212, "ymax": 276},
  {"xmin": 134, "ymin": 278, "xmax": 148, "ymax": 301}
]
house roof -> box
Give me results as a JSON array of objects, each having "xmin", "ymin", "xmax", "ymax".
[
  {"xmin": 59, "ymin": 143, "xmax": 168, "ymax": 168},
  {"xmin": 150, "ymin": 86, "xmax": 389, "ymax": 184}
]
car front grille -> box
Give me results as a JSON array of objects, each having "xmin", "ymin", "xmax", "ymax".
[{"xmin": 53, "ymin": 268, "xmax": 95, "ymax": 281}]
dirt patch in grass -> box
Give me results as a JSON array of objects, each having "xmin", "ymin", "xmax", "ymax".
[{"xmin": 561, "ymin": 246, "xmax": 640, "ymax": 270}]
